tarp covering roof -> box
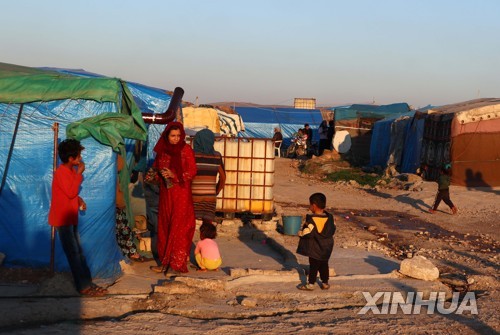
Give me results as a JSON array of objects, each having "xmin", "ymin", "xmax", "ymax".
[
  {"xmin": 0, "ymin": 63, "xmax": 124, "ymax": 104},
  {"xmin": 235, "ymin": 106, "xmax": 323, "ymax": 146},
  {"xmin": 334, "ymin": 103, "xmax": 410, "ymax": 122},
  {"xmin": 182, "ymin": 106, "xmax": 221, "ymax": 134}
]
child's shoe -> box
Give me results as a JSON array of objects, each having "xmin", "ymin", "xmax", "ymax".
[
  {"xmin": 297, "ymin": 283, "xmax": 315, "ymax": 291},
  {"xmin": 451, "ymin": 206, "xmax": 458, "ymax": 215},
  {"xmin": 321, "ymin": 283, "xmax": 330, "ymax": 290},
  {"xmin": 429, "ymin": 208, "xmax": 436, "ymax": 214}
]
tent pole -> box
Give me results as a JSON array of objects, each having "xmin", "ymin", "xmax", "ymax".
[
  {"xmin": 50, "ymin": 122, "xmax": 59, "ymax": 275},
  {"xmin": 0, "ymin": 104, "xmax": 24, "ymax": 196}
]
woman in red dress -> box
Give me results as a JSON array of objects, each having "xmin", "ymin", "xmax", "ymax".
[{"xmin": 147, "ymin": 122, "xmax": 197, "ymax": 273}]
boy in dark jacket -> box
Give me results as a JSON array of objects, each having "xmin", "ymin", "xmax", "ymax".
[
  {"xmin": 296, "ymin": 192, "xmax": 336, "ymax": 290},
  {"xmin": 429, "ymin": 164, "xmax": 458, "ymax": 215}
]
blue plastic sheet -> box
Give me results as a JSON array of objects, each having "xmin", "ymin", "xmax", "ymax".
[
  {"xmin": 235, "ymin": 107, "xmax": 323, "ymax": 147},
  {"xmin": 369, "ymin": 112, "xmax": 415, "ymax": 168},
  {"xmin": 334, "ymin": 103, "xmax": 410, "ymax": 121},
  {"xmin": 0, "ymin": 100, "xmax": 122, "ymax": 279},
  {"xmin": 400, "ymin": 117, "xmax": 425, "ymax": 173},
  {"xmin": 0, "ymin": 65, "xmax": 175, "ymax": 282}
]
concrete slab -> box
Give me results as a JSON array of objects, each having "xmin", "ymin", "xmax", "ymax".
[{"xmin": 217, "ymin": 236, "xmax": 287, "ymax": 271}]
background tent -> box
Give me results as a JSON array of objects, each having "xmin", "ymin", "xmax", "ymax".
[
  {"xmin": 235, "ymin": 107, "xmax": 324, "ymax": 147},
  {"xmin": 181, "ymin": 106, "xmax": 222, "ymax": 135},
  {"xmin": 421, "ymin": 98, "xmax": 500, "ymax": 186},
  {"xmin": 400, "ymin": 111, "xmax": 427, "ymax": 174},
  {"xmin": 369, "ymin": 111, "xmax": 415, "ymax": 169},
  {"xmin": 0, "ymin": 63, "xmax": 172, "ymax": 280},
  {"xmin": 217, "ymin": 110, "xmax": 245, "ymax": 136},
  {"xmin": 333, "ymin": 103, "xmax": 411, "ymax": 165}
]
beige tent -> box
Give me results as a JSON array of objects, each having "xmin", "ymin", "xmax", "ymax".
[
  {"xmin": 182, "ymin": 106, "xmax": 221, "ymax": 134},
  {"xmin": 425, "ymin": 98, "xmax": 500, "ymax": 187}
]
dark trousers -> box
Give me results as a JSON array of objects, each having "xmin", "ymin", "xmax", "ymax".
[
  {"xmin": 144, "ymin": 182, "xmax": 160, "ymax": 265},
  {"xmin": 308, "ymin": 257, "xmax": 329, "ymax": 284},
  {"xmin": 56, "ymin": 225, "xmax": 92, "ymax": 292},
  {"xmin": 432, "ymin": 189, "xmax": 455, "ymax": 210},
  {"xmin": 318, "ymin": 139, "xmax": 330, "ymax": 156}
]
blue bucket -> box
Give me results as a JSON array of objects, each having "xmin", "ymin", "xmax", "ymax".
[{"xmin": 282, "ymin": 215, "xmax": 302, "ymax": 235}]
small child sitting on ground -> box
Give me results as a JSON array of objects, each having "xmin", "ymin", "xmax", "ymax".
[
  {"xmin": 296, "ymin": 192, "xmax": 336, "ymax": 291},
  {"xmin": 194, "ymin": 219, "xmax": 222, "ymax": 271}
]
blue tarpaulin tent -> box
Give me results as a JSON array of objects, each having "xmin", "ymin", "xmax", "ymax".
[
  {"xmin": 235, "ymin": 106, "xmax": 324, "ymax": 147},
  {"xmin": 369, "ymin": 111, "xmax": 415, "ymax": 168},
  {"xmin": 400, "ymin": 112, "xmax": 427, "ymax": 173},
  {"xmin": 334, "ymin": 103, "xmax": 411, "ymax": 122},
  {"xmin": 332, "ymin": 103, "xmax": 411, "ymax": 165},
  {"xmin": 0, "ymin": 63, "xmax": 172, "ymax": 280}
]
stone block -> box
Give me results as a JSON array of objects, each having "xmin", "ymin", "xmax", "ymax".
[
  {"xmin": 399, "ymin": 255, "xmax": 439, "ymax": 281},
  {"xmin": 154, "ymin": 282, "xmax": 196, "ymax": 295}
]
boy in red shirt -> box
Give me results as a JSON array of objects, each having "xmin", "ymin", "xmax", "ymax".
[{"xmin": 48, "ymin": 139, "xmax": 107, "ymax": 297}]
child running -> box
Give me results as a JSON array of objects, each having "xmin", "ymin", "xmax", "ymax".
[
  {"xmin": 194, "ymin": 219, "xmax": 222, "ymax": 271},
  {"xmin": 296, "ymin": 192, "xmax": 336, "ymax": 290}
]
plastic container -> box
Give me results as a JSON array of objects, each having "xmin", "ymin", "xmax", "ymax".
[
  {"xmin": 282, "ymin": 215, "xmax": 302, "ymax": 235},
  {"xmin": 214, "ymin": 137, "xmax": 274, "ymax": 217}
]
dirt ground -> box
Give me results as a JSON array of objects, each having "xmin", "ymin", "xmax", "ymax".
[{"xmin": 1, "ymin": 153, "xmax": 498, "ymax": 334}]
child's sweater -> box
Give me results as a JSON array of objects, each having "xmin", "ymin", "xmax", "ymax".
[
  {"xmin": 438, "ymin": 174, "xmax": 451, "ymax": 190},
  {"xmin": 195, "ymin": 238, "xmax": 221, "ymax": 260},
  {"xmin": 296, "ymin": 211, "xmax": 336, "ymax": 261}
]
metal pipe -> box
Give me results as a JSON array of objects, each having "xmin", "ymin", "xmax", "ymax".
[{"xmin": 142, "ymin": 87, "xmax": 184, "ymax": 124}]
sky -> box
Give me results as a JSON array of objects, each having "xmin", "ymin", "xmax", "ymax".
[{"xmin": 2, "ymin": 0, "xmax": 500, "ymax": 108}]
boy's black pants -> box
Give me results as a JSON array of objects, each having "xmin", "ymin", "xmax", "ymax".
[{"xmin": 309, "ymin": 257, "xmax": 329, "ymax": 284}]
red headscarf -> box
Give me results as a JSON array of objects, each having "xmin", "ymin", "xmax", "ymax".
[{"xmin": 153, "ymin": 122, "xmax": 186, "ymax": 184}]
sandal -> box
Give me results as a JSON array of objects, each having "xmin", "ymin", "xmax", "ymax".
[
  {"xmin": 297, "ymin": 283, "xmax": 315, "ymax": 291},
  {"xmin": 130, "ymin": 254, "xmax": 148, "ymax": 262},
  {"xmin": 150, "ymin": 265, "xmax": 166, "ymax": 273},
  {"xmin": 321, "ymin": 283, "xmax": 330, "ymax": 290},
  {"xmin": 80, "ymin": 286, "xmax": 107, "ymax": 297},
  {"xmin": 91, "ymin": 283, "xmax": 109, "ymax": 294}
]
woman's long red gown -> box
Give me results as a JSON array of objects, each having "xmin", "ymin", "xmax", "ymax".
[{"xmin": 153, "ymin": 145, "xmax": 197, "ymax": 273}]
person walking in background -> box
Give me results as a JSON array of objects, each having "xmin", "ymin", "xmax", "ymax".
[
  {"xmin": 194, "ymin": 219, "xmax": 222, "ymax": 272},
  {"xmin": 192, "ymin": 129, "xmax": 226, "ymax": 222},
  {"xmin": 296, "ymin": 192, "xmax": 336, "ymax": 291},
  {"xmin": 318, "ymin": 120, "xmax": 329, "ymax": 156},
  {"xmin": 327, "ymin": 120, "xmax": 335, "ymax": 151},
  {"xmin": 145, "ymin": 122, "xmax": 197, "ymax": 274},
  {"xmin": 429, "ymin": 164, "xmax": 458, "ymax": 215},
  {"xmin": 48, "ymin": 139, "xmax": 107, "ymax": 297}
]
